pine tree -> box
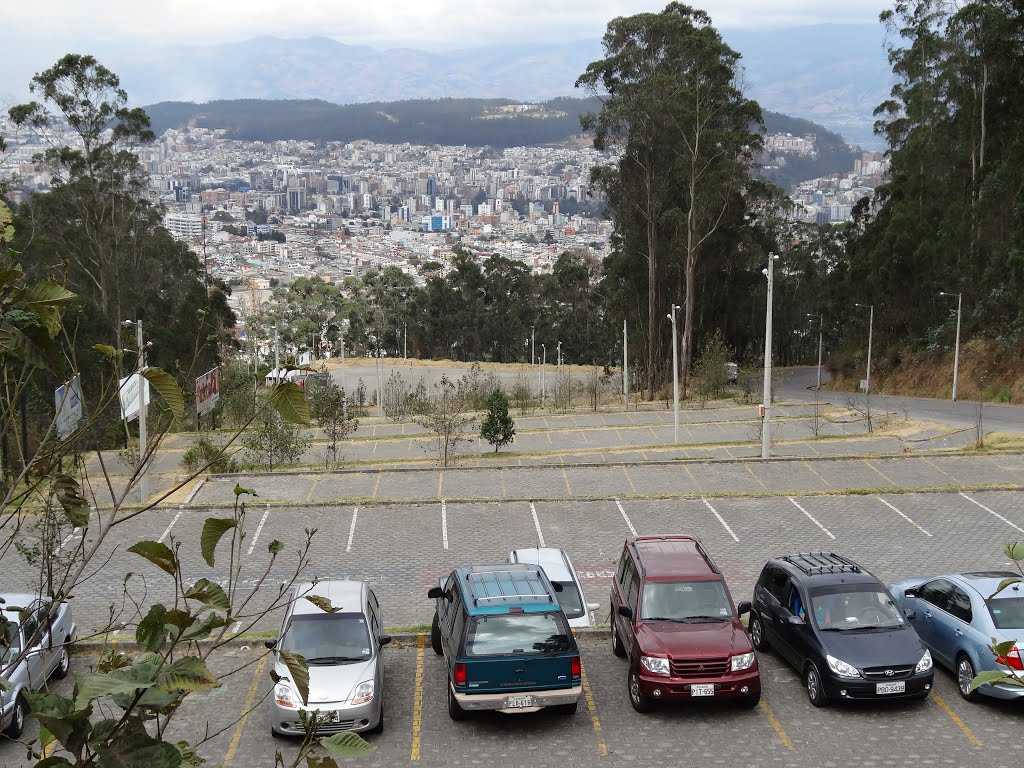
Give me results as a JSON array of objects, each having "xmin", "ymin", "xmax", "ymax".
[{"xmin": 481, "ymin": 389, "xmax": 516, "ymax": 453}]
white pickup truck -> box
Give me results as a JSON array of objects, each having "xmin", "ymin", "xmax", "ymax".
[{"xmin": 0, "ymin": 594, "xmax": 75, "ymax": 738}]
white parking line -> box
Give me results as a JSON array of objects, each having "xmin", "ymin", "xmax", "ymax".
[
  {"xmin": 788, "ymin": 497, "xmax": 835, "ymax": 540},
  {"xmin": 614, "ymin": 499, "xmax": 637, "ymax": 536},
  {"xmin": 183, "ymin": 477, "xmax": 206, "ymax": 506},
  {"xmin": 530, "ymin": 502, "xmax": 546, "ymax": 547},
  {"xmin": 703, "ymin": 498, "xmax": 739, "ymax": 542},
  {"xmin": 960, "ymin": 492, "xmax": 1024, "ymax": 534},
  {"xmin": 158, "ymin": 506, "xmax": 186, "ymax": 544},
  {"xmin": 878, "ymin": 497, "xmax": 932, "ymax": 537},
  {"xmin": 246, "ymin": 503, "xmax": 271, "ymax": 555},
  {"xmin": 345, "ymin": 507, "xmax": 359, "ymax": 553},
  {"xmin": 441, "ymin": 499, "xmax": 449, "ymax": 550}
]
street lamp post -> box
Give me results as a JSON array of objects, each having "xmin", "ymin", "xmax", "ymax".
[
  {"xmin": 762, "ymin": 253, "xmax": 779, "ymax": 459},
  {"xmin": 403, "ymin": 323, "xmax": 407, "ymax": 361},
  {"xmin": 668, "ymin": 305, "xmax": 680, "ymax": 443},
  {"xmin": 124, "ymin": 320, "xmax": 149, "ymax": 503},
  {"xmin": 531, "ymin": 326, "xmax": 535, "ymax": 371},
  {"xmin": 806, "ymin": 313, "xmax": 823, "ymax": 390},
  {"xmin": 939, "ymin": 292, "xmax": 962, "ymax": 401},
  {"xmin": 541, "ymin": 344, "xmax": 546, "ymax": 407},
  {"xmin": 854, "ymin": 303, "xmax": 874, "ymax": 396},
  {"xmin": 623, "ymin": 319, "xmax": 628, "ymax": 411}
]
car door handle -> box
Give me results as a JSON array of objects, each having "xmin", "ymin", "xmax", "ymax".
[
  {"xmin": 924, "ymin": 611, "xmax": 932, "ymax": 619},
  {"xmin": 954, "ymin": 629, "xmax": 963, "ymax": 636}
]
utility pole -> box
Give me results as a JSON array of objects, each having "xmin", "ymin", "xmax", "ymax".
[
  {"xmin": 940, "ymin": 292, "xmax": 962, "ymax": 401},
  {"xmin": 668, "ymin": 305, "xmax": 679, "ymax": 443},
  {"xmin": 531, "ymin": 326, "xmax": 535, "ymax": 371},
  {"xmin": 404, "ymin": 323, "xmax": 408, "ymax": 361},
  {"xmin": 126, "ymin": 320, "xmax": 150, "ymax": 504},
  {"xmin": 541, "ymin": 344, "xmax": 546, "ymax": 408},
  {"xmin": 762, "ymin": 253, "xmax": 779, "ymax": 460},
  {"xmin": 855, "ymin": 303, "xmax": 874, "ymax": 396},
  {"xmin": 623, "ymin": 319, "xmax": 628, "ymax": 411}
]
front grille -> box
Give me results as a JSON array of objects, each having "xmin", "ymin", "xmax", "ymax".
[
  {"xmin": 670, "ymin": 657, "xmax": 730, "ymax": 678},
  {"xmin": 863, "ymin": 665, "xmax": 914, "ymax": 680}
]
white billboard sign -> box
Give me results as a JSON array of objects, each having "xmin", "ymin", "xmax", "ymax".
[
  {"xmin": 119, "ymin": 374, "xmax": 150, "ymax": 422},
  {"xmin": 54, "ymin": 376, "xmax": 83, "ymax": 439},
  {"xmin": 195, "ymin": 367, "xmax": 221, "ymax": 416}
]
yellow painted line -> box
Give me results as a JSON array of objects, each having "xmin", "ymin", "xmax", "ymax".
[
  {"xmin": 547, "ymin": 432, "xmax": 553, "ymax": 444},
  {"xmin": 437, "ymin": 469, "xmax": 444, "ymax": 499},
  {"xmin": 41, "ymin": 739, "xmax": 55, "ymax": 758},
  {"xmin": 931, "ymin": 690, "xmax": 982, "ymax": 747},
  {"xmin": 621, "ymin": 466, "xmax": 637, "ymax": 494},
  {"xmin": 580, "ymin": 664, "xmax": 607, "ymax": 756},
  {"xmin": 923, "ymin": 456, "xmax": 954, "ymax": 478},
  {"xmin": 863, "ymin": 459, "xmax": 897, "ymax": 486},
  {"xmin": 684, "ymin": 424, "xmax": 695, "ymax": 439},
  {"xmin": 807, "ymin": 442, "xmax": 822, "ymax": 455},
  {"xmin": 372, "ymin": 441, "xmax": 379, "ymax": 455},
  {"xmin": 641, "ymin": 450, "xmax": 650, "ymax": 461},
  {"xmin": 723, "ymin": 446, "xmax": 735, "ymax": 458},
  {"xmin": 561, "ymin": 459, "xmax": 573, "ymax": 496},
  {"xmin": 224, "ymin": 654, "xmax": 268, "ymax": 764},
  {"xmin": 500, "ymin": 469, "xmax": 508, "ymax": 497},
  {"xmin": 682, "ymin": 462, "xmax": 701, "ymax": 492},
  {"xmin": 410, "ymin": 634, "xmax": 426, "ymax": 760},
  {"xmin": 745, "ymin": 464, "xmax": 769, "ymax": 490},
  {"xmin": 580, "ymin": 430, "xmax": 589, "ymax": 443},
  {"xmin": 758, "ymin": 697, "xmax": 793, "ymax": 750},
  {"xmin": 615, "ymin": 428, "xmax": 624, "ymax": 441},
  {"xmin": 305, "ymin": 477, "xmax": 320, "ymax": 502},
  {"xmin": 571, "ymin": 415, "xmax": 579, "ymax": 426},
  {"xmin": 802, "ymin": 460, "xmax": 832, "ymax": 487},
  {"xmin": 373, "ymin": 468, "xmax": 382, "ymax": 498},
  {"xmin": 543, "ymin": 417, "xmax": 551, "ymax": 429},
  {"xmin": 649, "ymin": 426, "xmax": 658, "ymax": 438}
]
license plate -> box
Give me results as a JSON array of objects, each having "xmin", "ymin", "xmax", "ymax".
[
  {"xmin": 691, "ymin": 684, "xmax": 715, "ymax": 697},
  {"xmin": 876, "ymin": 681, "xmax": 906, "ymax": 695},
  {"xmin": 326, "ymin": 710, "xmax": 341, "ymax": 723},
  {"xmin": 504, "ymin": 695, "xmax": 534, "ymax": 708}
]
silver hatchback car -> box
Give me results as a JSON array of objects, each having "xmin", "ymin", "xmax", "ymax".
[
  {"xmin": 267, "ymin": 581, "xmax": 391, "ymax": 737},
  {"xmin": 508, "ymin": 547, "xmax": 600, "ymax": 628}
]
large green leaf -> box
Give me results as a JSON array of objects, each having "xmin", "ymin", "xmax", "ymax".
[
  {"xmin": 94, "ymin": 343, "xmax": 118, "ymax": 360},
  {"xmin": 25, "ymin": 280, "xmax": 76, "ymax": 337},
  {"xmin": 180, "ymin": 612, "xmax": 229, "ymax": 641},
  {"xmin": 320, "ymin": 731, "xmax": 378, "ymax": 758},
  {"xmin": 127, "ymin": 541, "xmax": 177, "ymax": 576},
  {"xmin": 34, "ymin": 757, "xmax": 75, "ymax": 768},
  {"xmin": 184, "ymin": 578, "xmax": 230, "ymax": 612},
  {"xmin": 970, "ymin": 669, "xmax": 1024, "ymax": 692},
  {"xmin": 73, "ymin": 671, "xmax": 154, "ymax": 709},
  {"xmin": 303, "ymin": 595, "xmax": 338, "ymax": 613},
  {"xmin": 995, "ymin": 577, "xmax": 1021, "ymax": 596},
  {"xmin": 53, "ymin": 474, "xmax": 90, "ymax": 528},
  {"xmin": 142, "ymin": 367, "xmax": 184, "ymax": 421},
  {"xmin": 174, "ymin": 741, "xmax": 204, "ymax": 768},
  {"xmin": 22, "ymin": 691, "xmax": 91, "ymax": 757},
  {"xmin": 135, "ymin": 604, "xmax": 168, "ymax": 652},
  {"xmin": 279, "ymin": 650, "xmax": 310, "ymax": 706},
  {"xmin": 92, "ymin": 726, "xmax": 183, "ymax": 768},
  {"xmin": 233, "ymin": 483, "xmax": 257, "ymax": 497},
  {"xmin": 155, "ymin": 656, "xmax": 218, "ymax": 693},
  {"xmin": 0, "ymin": 268, "xmax": 24, "ymax": 292},
  {"xmin": 200, "ymin": 517, "xmax": 237, "ymax": 567},
  {"xmin": 1005, "ymin": 542, "xmax": 1024, "ymax": 561},
  {"xmin": 269, "ymin": 381, "xmax": 310, "ymax": 425}
]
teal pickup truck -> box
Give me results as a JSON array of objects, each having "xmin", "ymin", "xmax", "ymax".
[{"xmin": 428, "ymin": 564, "xmax": 583, "ymax": 719}]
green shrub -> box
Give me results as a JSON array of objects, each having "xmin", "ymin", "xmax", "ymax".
[
  {"xmin": 995, "ymin": 386, "xmax": 1013, "ymax": 404},
  {"xmin": 180, "ymin": 435, "xmax": 237, "ymax": 474}
]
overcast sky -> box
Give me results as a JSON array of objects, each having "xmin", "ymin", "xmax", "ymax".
[{"xmin": 8, "ymin": 0, "xmax": 888, "ymax": 52}]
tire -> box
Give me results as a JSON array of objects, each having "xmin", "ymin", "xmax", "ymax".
[
  {"xmin": 51, "ymin": 638, "xmax": 71, "ymax": 680},
  {"xmin": 4, "ymin": 694, "xmax": 26, "ymax": 739},
  {"xmin": 610, "ymin": 616, "xmax": 626, "ymax": 658},
  {"xmin": 368, "ymin": 704, "xmax": 384, "ymax": 734},
  {"xmin": 447, "ymin": 684, "xmax": 466, "ymax": 721},
  {"xmin": 430, "ymin": 614, "xmax": 443, "ymax": 655},
  {"xmin": 805, "ymin": 663, "xmax": 828, "ymax": 708},
  {"xmin": 737, "ymin": 690, "xmax": 761, "ymax": 709},
  {"xmin": 554, "ymin": 701, "xmax": 578, "ymax": 715},
  {"xmin": 270, "ymin": 727, "xmax": 284, "ymax": 739},
  {"xmin": 628, "ymin": 669, "xmax": 654, "ymax": 714},
  {"xmin": 749, "ymin": 613, "xmax": 769, "ymax": 652},
  {"xmin": 956, "ymin": 654, "xmax": 979, "ymax": 702}
]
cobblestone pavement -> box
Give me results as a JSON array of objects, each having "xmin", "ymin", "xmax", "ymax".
[{"xmin": 7, "ymin": 635, "xmax": 1019, "ymax": 768}]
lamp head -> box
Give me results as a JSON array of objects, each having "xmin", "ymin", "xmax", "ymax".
[{"xmin": 762, "ymin": 268, "xmax": 769, "ymax": 277}]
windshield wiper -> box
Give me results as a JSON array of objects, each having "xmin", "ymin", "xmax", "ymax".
[
  {"xmin": 306, "ymin": 655, "xmax": 366, "ymax": 664},
  {"xmin": 685, "ymin": 615, "xmax": 730, "ymax": 623},
  {"xmin": 643, "ymin": 616, "xmax": 694, "ymax": 623}
]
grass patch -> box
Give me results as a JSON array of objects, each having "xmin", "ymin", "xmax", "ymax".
[{"xmin": 974, "ymin": 432, "xmax": 1024, "ymax": 452}]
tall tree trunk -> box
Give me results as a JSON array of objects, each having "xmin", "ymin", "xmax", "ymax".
[{"xmin": 645, "ymin": 168, "xmax": 658, "ymax": 400}]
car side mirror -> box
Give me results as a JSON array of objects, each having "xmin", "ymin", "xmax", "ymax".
[
  {"xmin": 736, "ymin": 601, "xmax": 752, "ymax": 616},
  {"xmin": 904, "ymin": 608, "xmax": 917, "ymax": 620},
  {"xmin": 427, "ymin": 586, "xmax": 445, "ymax": 600},
  {"xmin": 552, "ymin": 582, "xmax": 564, "ymax": 593},
  {"xmin": 379, "ymin": 635, "xmax": 393, "ymax": 647},
  {"xmin": 904, "ymin": 589, "xmax": 916, "ymax": 599},
  {"xmin": 786, "ymin": 614, "xmax": 805, "ymax": 625},
  {"xmin": 617, "ymin": 605, "xmax": 634, "ymax": 620},
  {"xmin": 264, "ymin": 639, "xmax": 277, "ymax": 650},
  {"xmin": 587, "ymin": 603, "xmax": 600, "ymax": 613}
]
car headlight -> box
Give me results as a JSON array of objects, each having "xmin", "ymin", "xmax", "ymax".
[
  {"xmin": 350, "ymin": 679, "xmax": 374, "ymax": 705},
  {"xmin": 915, "ymin": 649, "xmax": 933, "ymax": 674},
  {"xmin": 826, "ymin": 654, "xmax": 861, "ymax": 679},
  {"xmin": 731, "ymin": 652, "xmax": 756, "ymax": 672},
  {"xmin": 640, "ymin": 655, "xmax": 670, "ymax": 676},
  {"xmin": 274, "ymin": 683, "xmax": 299, "ymax": 708}
]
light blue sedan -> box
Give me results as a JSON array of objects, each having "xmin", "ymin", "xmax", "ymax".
[{"xmin": 890, "ymin": 572, "xmax": 1024, "ymax": 702}]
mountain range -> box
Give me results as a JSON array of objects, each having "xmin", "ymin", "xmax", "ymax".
[{"xmin": 29, "ymin": 25, "xmax": 892, "ymax": 149}]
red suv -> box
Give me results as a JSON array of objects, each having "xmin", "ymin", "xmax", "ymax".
[{"xmin": 609, "ymin": 535, "xmax": 760, "ymax": 711}]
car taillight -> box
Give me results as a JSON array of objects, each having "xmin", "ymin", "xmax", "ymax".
[
  {"xmin": 998, "ymin": 647, "xmax": 1023, "ymax": 671},
  {"xmin": 454, "ymin": 662, "xmax": 467, "ymax": 686},
  {"xmin": 571, "ymin": 656, "xmax": 582, "ymax": 678}
]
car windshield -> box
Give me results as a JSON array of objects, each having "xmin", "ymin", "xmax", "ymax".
[
  {"xmin": 280, "ymin": 613, "xmax": 372, "ymax": 663},
  {"xmin": 554, "ymin": 582, "xmax": 584, "ymax": 619},
  {"xmin": 466, "ymin": 612, "xmax": 571, "ymax": 656},
  {"xmin": 0, "ymin": 622, "xmax": 20, "ymax": 664},
  {"xmin": 986, "ymin": 596, "xmax": 1024, "ymax": 629},
  {"xmin": 639, "ymin": 580, "xmax": 733, "ymax": 622},
  {"xmin": 810, "ymin": 586, "xmax": 905, "ymax": 630}
]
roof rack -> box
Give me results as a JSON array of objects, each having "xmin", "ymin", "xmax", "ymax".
[
  {"xmin": 781, "ymin": 552, "xmax": 862, "ymax": 576},
  {"xmin": 631, "ymin": 535, "xmax": 714, "ymax": 578},
  {"xmin": 465, "ymin": 567, "xmax": 555, "ymax": 607}
]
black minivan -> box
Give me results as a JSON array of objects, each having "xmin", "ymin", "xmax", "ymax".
[{"xmin": 749, "ymin": 552, "xmax": 934, "ymax": 706}]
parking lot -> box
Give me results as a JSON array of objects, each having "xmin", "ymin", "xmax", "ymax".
[{"xmin": 7, "ymin": 633, "xmax": 1019, "ymax": 768}]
